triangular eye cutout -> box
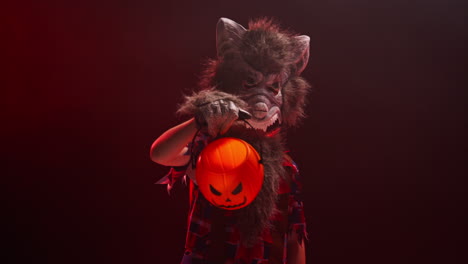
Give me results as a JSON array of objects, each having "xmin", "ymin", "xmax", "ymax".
[
  {"xmin": 231, "ymin": 183, "xmax": 243, "ymax": 195},
  {"xmin": 210, "ymin": 185, "xmax": 222, "ymax": 196}
]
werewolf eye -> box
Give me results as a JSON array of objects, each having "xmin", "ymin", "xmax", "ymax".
[
  {"xmin": 268, "ymin": 82, "xmax": 281, "ymax": 95},
  {"xmin": 231, "ymin": 183, "xmax": 243, "ymax": 195},
  {"xmin": 210, "ymin": 185, "xmax": 222, "ymax": 196},
  {"xmin": 243, "ymin": 76, "xmax": 257, "ymax": 89}
]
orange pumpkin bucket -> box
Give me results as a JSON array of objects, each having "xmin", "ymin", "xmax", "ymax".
[{"xmin": 196, "ymin": 137, "xmax": 264, "ymax": 210}]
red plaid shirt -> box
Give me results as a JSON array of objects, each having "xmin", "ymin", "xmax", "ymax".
[{"xmin": 159, "ymin": 135, "xmax": 307, "ymax": 264}]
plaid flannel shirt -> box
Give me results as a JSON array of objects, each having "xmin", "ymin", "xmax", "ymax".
[{"xmin": 159, "ymin": 134, "xmax": 307, "ymax": 264}]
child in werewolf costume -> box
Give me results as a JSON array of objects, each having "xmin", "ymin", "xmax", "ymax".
[{"xmin": 151, "ymin": 17, "xmax": 310, "ymax": 264}]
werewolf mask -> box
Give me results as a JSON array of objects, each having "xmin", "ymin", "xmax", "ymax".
[
  {"xmin": 214, "ymin": 17, "xmax": 310, "ymax": 132},
  {"xmin": 178, "ymin": 17, "xmax": 311, "ymax": 246}
]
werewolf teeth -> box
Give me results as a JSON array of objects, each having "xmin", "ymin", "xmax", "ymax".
[{"xmin": 245, "ymin": 113, "xmax": 279, "ymax": 132}]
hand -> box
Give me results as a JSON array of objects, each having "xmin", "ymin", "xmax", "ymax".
[{"xmin": 195, "ymin": 99, "xmax": 240, "ymax": 137}]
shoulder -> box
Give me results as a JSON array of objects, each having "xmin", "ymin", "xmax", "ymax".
[
  {"xmin": 283, "ymin": 153, "xmax": 299, "ymax": 175},
  {"xmin": 282, "ymin": 153, "xmax": 303, "ymax": 194}
]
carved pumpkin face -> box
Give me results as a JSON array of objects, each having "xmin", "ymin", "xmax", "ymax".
[{"xmin": 196, "ymin": 137, "xmax": 264, "ymax": 210}]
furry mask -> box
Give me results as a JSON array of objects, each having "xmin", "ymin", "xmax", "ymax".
[{"xmin": 204, "ymin": 17, "xmax": 310, "ymax": 132}]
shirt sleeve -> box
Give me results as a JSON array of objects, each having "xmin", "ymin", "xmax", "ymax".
[
  {"xmin": 286, "ymin": 159, "xmax": 308, "ymax": 243},
  {"xmin": 155, "ymin": 131, "xmax": 211, "ymax": 193}
]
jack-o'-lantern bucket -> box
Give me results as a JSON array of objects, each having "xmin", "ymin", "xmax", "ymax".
[{"xmin": 196, "ymin": 137, "xmax": 264, "ymax": 210}]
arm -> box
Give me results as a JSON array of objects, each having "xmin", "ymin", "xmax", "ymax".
[
  {"xmin": 151, "ymin": 91, "xmax": 243, "ymax": 167},
  {"xmin": 150, "ymin": 118, "xmax": 198, "ymax": 167},
  {"xmin": 287, "ymin": 231, "xmax": 306, "ymax": 264}
]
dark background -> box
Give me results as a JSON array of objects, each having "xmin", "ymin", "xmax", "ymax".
[{"xmin": 3, "ymin": 0, "xmax": 466, "ymax": 263}]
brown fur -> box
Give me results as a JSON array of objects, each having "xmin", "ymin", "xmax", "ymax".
[
  {"xmin": 225, "ymin": 126, "xmax": 286, "ymax": 246},
  {"xmin": 178, "ymin": 18, "xmax": 310, "ymax": 246}
]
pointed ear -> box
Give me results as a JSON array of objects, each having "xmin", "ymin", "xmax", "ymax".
[
  {"xmin": 292, "ymin": 35, "xmax": 310, "ymax": 75},
  {"xmin": 216, "ymin": 17, "xmax": 246, "ymax": 59}
]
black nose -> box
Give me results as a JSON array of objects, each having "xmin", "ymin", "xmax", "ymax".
[{"xmin": 226, "ymin": 198, "xmax": 231, "ymax": 202}]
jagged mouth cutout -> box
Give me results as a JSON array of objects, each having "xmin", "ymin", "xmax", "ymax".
[
  {"xmin": 212, "ymin": 196, "xmax": 247, "ymax": 209},
  {"xmin": 243, "ymin": 107, "xmax": 281, "ymax": 133}
]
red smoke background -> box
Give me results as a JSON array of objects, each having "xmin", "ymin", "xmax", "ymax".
[{"xmin": 3, "ymin": 0, "xmax": 466, "ymax": 263}]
